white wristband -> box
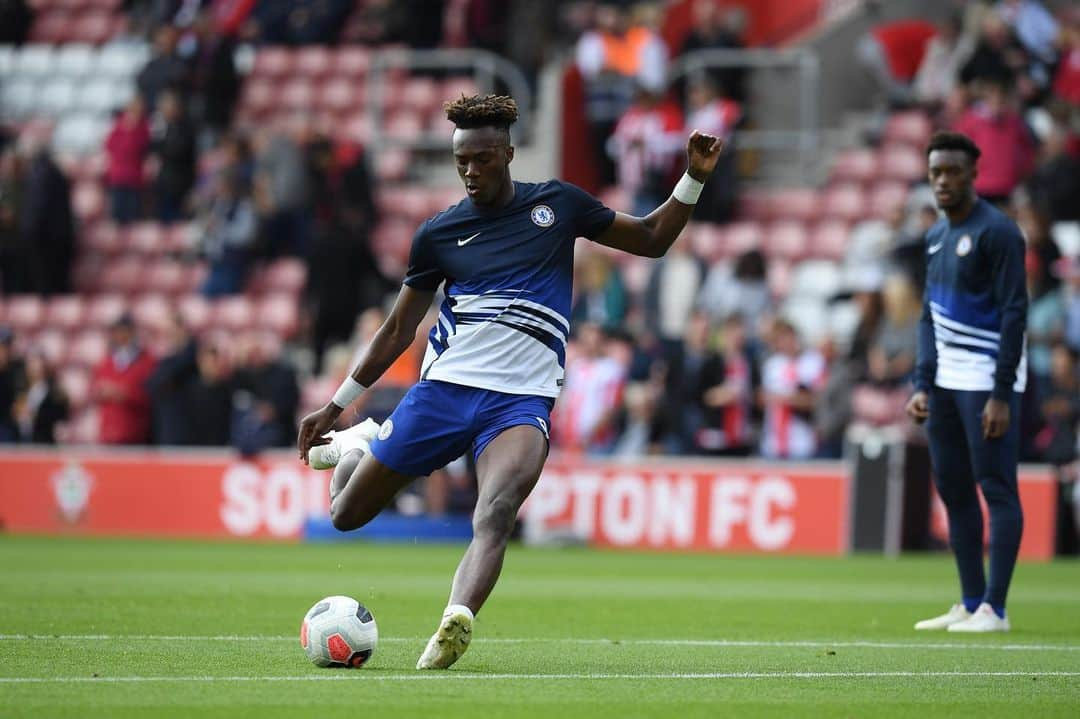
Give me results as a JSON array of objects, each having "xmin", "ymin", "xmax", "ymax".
[
  {"xmin": 672, "ymin": 172, "xmax": 705, "ymax": 205},
  {"xmin": 331, "ymin": 377, "xmax": 367, "ymax": 409}
]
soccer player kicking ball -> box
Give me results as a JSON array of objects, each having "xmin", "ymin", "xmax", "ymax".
[
  {"xmin": 297, "ymin": 95, "xmax": 723, "ymax": 668},
  {"xmin": 906, "ymin": 131, "xmax": 1028, "ymax": 633}
]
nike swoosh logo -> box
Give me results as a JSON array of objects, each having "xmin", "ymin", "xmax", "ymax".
[
  {"xmin": 457, "ymin": 232, "xmax": 481, "ymax": 246},
  {"xmin": 928, "ymin": 242, "xmax": 943, "ymax": 254}
]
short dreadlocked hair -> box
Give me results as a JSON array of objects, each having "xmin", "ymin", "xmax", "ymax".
[
  {"xmin": 444, "ymin": 94, "xmax": 519, "ymax": 131},
  {"xmin": 926, "ymin": 131, "xmax": 981, "ymax": 162}
]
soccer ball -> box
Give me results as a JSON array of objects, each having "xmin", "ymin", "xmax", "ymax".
[{"xmin": 300, "ymin": 595, "xmax": 378, "ymax": 668}]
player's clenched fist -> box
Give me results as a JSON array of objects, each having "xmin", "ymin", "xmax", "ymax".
[
  {"xmin": 686, "ymin": 130, "xmax": 724, "ymax": 182},
  {"xmin": 905, "ymin": 391, "xmax": 929, "ymax": 424}
]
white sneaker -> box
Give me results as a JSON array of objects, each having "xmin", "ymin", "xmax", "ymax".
[
  {"xmin": 914, "ymin": 603, "xmax": 972, "ymax": 630},
  {"xmin": 416, "ymin": 604, "xmax": 473, "ymax": 670},
  {"xmin": 947, "ymin": 602, "xmax": 1010, "ymax": 633},
  {"xmin": 307, "ymin": 418, "xmax": 380, "ymax": 470}
]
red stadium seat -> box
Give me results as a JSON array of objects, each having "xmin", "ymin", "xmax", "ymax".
[
  {"xmin": 737, "ymin": 188, "xmax": 772, "ymax": 221},
  {"xmin": 72, "ymin": 181, "xmax": 106, "ymax": 223},
  {"xmin": 261, "ymin": 258, "xmax": 308, "ymax": 295},
  {"xmin": 830, "ymin": 148, "xmax": 878, "ymax": 184},
  {"xmin": 85, "ymin": 294, "xmax": 127, "ymax": 327},
  {"xmin": 821, "ymin": 184, "xmax": 866, "ymax": 222},
  {"xmin": 428, "ymin": 187, "xmax": 465, "ymax": 215},
  {"xmin": 177, "ymin": 294, "xmax": 211, "ymax": 332},
  {"xmin": 374, "ymin": 147, "xmax": 410, "ymax": 182},
  {"xmin": 212, "ymin": 296, "xmax": 256, "ymax": 331},
  {"xmin": 379, "ymin": 187, "xmax": 431, "ymax": 222},
  {"xmin": 764, "ymin": 221, "xmax": 809, "ymax": 261},
  {"xmin": 295, "ymin": 47, "xmax": 332, "ymax": 79},
  {"xmin": 371, "ymin": 220, "xmax": 414, "ymax": 263},
  {"xmin": 82, "ymin": 222, "xmax": 123, "ymax": 256},
  {"xmin": 32, "ymin": 329, "xmax": 67, "ymax": 365},
  {"xmin": 70, "ymin": 10, "xmax": 115, "ymax": 44},
  {"xmin": 162, "ymin": 223, "xmax": 196, "ymax": 254},
  {"xmin": 721, "ymin": 221, "xmax": 763, "ymax": 258},
  {"xmin": 884, "ymin": 111, "xmax": 932, "ymax": 148},
  {"xmin": 766, "ymin": 188, "xmax": 820, "ymax": 223},
  {"xmin": 688, "ymin": 223, "xmax": 725, "ymax": 264},
  {"xmin": 332, "ymin": 47, "xmax": 372, "ymax": 78},
  {"xmin": 182, "ymin": 263, "xmax": 209, "ymax": 294},
  {"xmin": 869, "ymin": 182, "xmax": 909, "ymax": 219},
  {"xmin": 767, "ymin": 259, "xmax": 793, "ymax": 298},
  {"xmin": 5, "ymin": 296, "xmax": 45, "ymax": 331},
  {"xmin": 125, "ymin": 222, "xmax": 165, "ymax": 256},
  {"xmin": 72, "ymin": 255, "xmax": 106, "ymax": 293},
  {"xmin": 45, "ymin": 295, "xmax": 87, "ymax": 331},
  {"xmin": 240, "ymin": 78, "xmax": 277, "ymax": 117},
  {"xmin": 256, "ymin": 293, "xmax": 300, "ymax": 337},
  {"xmin": 131, "ymin": 293, "xmax": 172, "ymax": 330},
  {"xmin": 318, "ymin": 78, "xmax": 360, "ymax": 114},
  {"xmin": 400, "ymin": 76, "xmax": 440, "ymax": 115},
  {"xmin": 59, "ymin": 367, "xmax": 92, "ymax": 410},
  {"xmin": 68, "ymin": 329, "xmax": 108, "ymax": 367},
  {"xmin": 343, "ymin": 111, "xmax": 373, "ymax": 145},
  {"xmin": 99, "ymin": 256, "xmax": 144, "ymax": 294},
  {"xmin": 442, "ymin": 77, "xmax": 480, "ymax": 103},
  {"xmin": 808, "ymin": 220, "xmax": 851, "ymax": 261},
  {"xmin": 252, "ymin": 47, "xmax": 294, "ymax": 79},
  {"xmin": 427, "ymin": 105, "xmax": 456, "ymax": 137},
  {"xmin": 878, "ymin": 144, "xmax": 924, "ymax": 183},
  {"xmin": 29, "ymin": 11, "xmax": 74, "ymax": 44},
  {"xmin": 383, "ymin": 110, "xmax": 424, "ymax": 142},
  {"xmin": 279, "ymin": 79, "xmax": 316, "ymax": 111},
  {"xmin": 142, "ymin": 261, "xmax": 185, "ymax": 296}
]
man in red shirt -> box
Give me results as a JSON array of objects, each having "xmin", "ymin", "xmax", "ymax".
[
  {"xmin": 953, "ymin": 76, "xmax": 1035, "ymax": 205},
  {"xmin": 91, "ymin": 315, "xmax": 157, "ymax": 444},
  {"xmin": 104, "ymin": 97, "xmax": 151, "ymax": 225}
]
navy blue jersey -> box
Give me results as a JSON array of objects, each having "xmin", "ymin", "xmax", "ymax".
[
  {"xmin": 403, "ymin": 180, "xmax": 615, "ymax": 397},
  {"xmin": 916, "ymin": 199, "xmax": 1028, "ymax": 398}
]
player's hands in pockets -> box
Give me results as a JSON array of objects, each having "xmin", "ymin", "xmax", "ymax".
[
  {"xmin": 982, "ymin": 398, "xmax": 1010, "ymax": 439},
  {"xmin": 906, "ymin": 391, "xmax": 929, "ymax": 424},
  {"xmin": 297, "ymin": 404, "xmax": 342, "ymax": 464}
]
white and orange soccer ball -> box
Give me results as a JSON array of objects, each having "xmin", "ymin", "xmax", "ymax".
[{"xmin": 300, "ymin": 595, "xmax": 378, "ymax": 668}]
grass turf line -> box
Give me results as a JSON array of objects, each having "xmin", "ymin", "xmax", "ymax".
[{"xmin": 0, "ymin": 536, "xmax": 1077, "ymax": 719}]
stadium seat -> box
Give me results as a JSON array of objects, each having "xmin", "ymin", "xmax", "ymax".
[
  {"xmin": 737, "ymin": 187, "xmax": 772, "ymax": 221},
  {"xmin": 13, "ymin": 44, "xmax": 56, "ymax": 76},
  {"xmin": 868, "ymin": 182, "xmax": 909, "ymax": 219},
  {"xmin": 789, "ymin": 259, "xmax": 842, "ymax": 299},
  {"xmin": 131, "ymin": 293, "xmax": 172, "ymax": 330},
  {"xmin": 59, "ymin": 367, "xmax": 93, "ymax": 411},
  {"xmin": 181, "ymin": 263, "xmax": 209, "ymax": 295},
  {"xmin": 830, "ymin": 148, "xmax": 878, "ymax": 184},
  {"xmin": 808, "ymin": 220, "xmax": 851, "ymax": 261},
  {"xmin": 278, "ymin": 79, "xmax": 316, "ymax": 111},
  {"xmin": 764, "ymin": 221, "xmax": 809, "ymax": 261},
  {"xmin": 54, "ymin": 43, "xmax": 96, "ymax": 77},
  {"xmin": 78, "ymin": 77, "xmax": 128, "ymax": 114},
  {"xmin": 821, "ymin": 184, "xmax": 866, "ymax": 222},
  {"xmin": 371, "ymin": 220, "xmax": 414, "ymax": 263},
  {"xmin": 162, "ymin": 223, "xmax": 196, "ymax": 254},
  {"xmin": 4, "ymin": 296, "xmax": 45, "ymax": 331},
  {"xmin": 373, "ymin": 147, "xmax": 410, "ymax": 182},
  {"xmin": 72, "ymin": 255, "xmax": 105, "ymax": 293},
  {"xmin": 256, "ymin": 294, "xmax": 300, "ymax": 337},
  {"xmin": 318, "ymin": 78, "xmax": 360, "ymax": 114},
  {"xmin": 144, "ymin": 261, "xmax": 186, "ymax": 296},
  {"xmin": 884, "ymin": 111, "xmax": 932, "ymax": 148},
  {"xmin": 29, "ymin": 13, "xmax": 74, "ymax": 43},
  {"xmin": 211, "ymin": 296, "xmax": 256, "ymax": 331},
  {"xmin": 45, "ymin": 295, "xmax": 87, "ymax": 331},
  {"xmin": 429, "ymin": 187, "xmax": 466, "ymax": 215},
  {"xmin": 82, "ymin": 222, "xmax": 123, "ymax": 257},
  {"xmin": 95, "ymin": 42, "xmax": 149, "ymax": 77},
  {"xmin": 878, "ymin": 144, "xmax": 924, "ymax": 183},
  {"xmin": 99, "ymin": 256, "xmax": 144, "ymax": 294},
  {"xmin": 721, "ymin": 221, "xmax": 763, "ymax": 258},
  {"xmin": 72, "ymin": 181, "xmax": 106, "ymax": 223},
  {"xmin": 251, "ymin": 47, "xmax": 294, "ymax": 79},
  {"xmin": 378, "ymin": 187, "xmax": 431, "ymax": 222},
  {"xmin": 295, "ymin": 47, "xmax": 332, "ymax": 79},
  {"xmin": 240, "ymin": 78, "xmax": 277, "ymax": 118},
  {"xmin": 0, "ymin": 46, "xmax": 13, "ymax": 76},
  {"xmin": 1, "ymin": 80, "xmax": 39, "ymax": 121},
  {"xmin": 400, "ymin": 76, "xmax": 440, "ymax": 115},
  {"xmin": 383, "ymin": 110, "xmax": 424, "ymax": 142},
  {"xmin": 332, "ymin": 47, "xmax": 372, "ymax": 78},
  {"xmin": 620, "ymin": 255, "xmax": 651, "ymax": 295},
  {"xmin": 68, "ymin": 330, "xmax": 108, "ymax": 367},
  {"xmin": 70, "ymin": 10, "xmax": 116, "ymax": 44},
  {"xmin": 442, "ymin": 76, "xmax": 481, "ymax": 103},
  {"xmin": 85, "ymin": 294, "xmax": 127, "ymax": 327},
  {"xmin": 53, "ymin": 114, "xmax": 110, "ymax": 154},
  {"xmin": 32, "ymin": 328, "xmax": 67, "ymax": 365},
  {"xmin": 767, "ymin": 259, "xmax": 793, "ymax": 298},
  {"xmin": 177, "ymin": 294, "xmax": 211, "ymax": 332},
  {"xmin": 427, "ymin": 105, "xmax": 456, "ymax": 137},
  {"xmin": 689, "ymin": 223, "xmax": 725, "ymax": 264},
  {"xmin": 125, "ymin": 222, "xmax": 165, "ymax": 256},
  {"xmin": 260, "ymin": 258, "xmax": 308, "ymax": 295},
  {"xmin": 779, "ymin": 296, "xmax": 830, "ymax": 346},
  {"xmin": 766, "ymin": 188, "xmax": 820, "ymax": 223}
]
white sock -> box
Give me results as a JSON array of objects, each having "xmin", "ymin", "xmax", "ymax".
[{"xmin": 445, "ymin": 604, "xmax": 474, "ymax": 621}]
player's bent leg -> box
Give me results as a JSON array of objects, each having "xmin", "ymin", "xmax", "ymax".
[
  {"xmin": 416, "ymin": 424, "xmax": 547, "ymax": 670},
  {"xmin": 329, "ymin": 452, "xmax": 413, "ymax": 532}
]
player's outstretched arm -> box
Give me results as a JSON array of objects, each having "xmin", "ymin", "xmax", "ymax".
[
  {"xmin": 593, "ymin": 130, "xmax": 723, "ymax": 258},
  {"xmin": 298, "ymin": 284, "xmax": 434, "ymax": 462}
]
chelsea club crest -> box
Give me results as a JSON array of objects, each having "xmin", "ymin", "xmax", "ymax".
[
  {"xmin": 956, "ymin": 234, "xmax": 972, "ymax": 256},
  {"xmin": 531, "ymin": 205, "xmax": 555, "ymax": 227}
]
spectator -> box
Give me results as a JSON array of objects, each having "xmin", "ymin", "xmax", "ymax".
[
  {"xmin": 865, "ymin": 273, "xmax": 920, "ymax": 387},
  {"xmin": 185, "ymin": 343, "xmax": 235, "ymax": 446},
  {"xmin": 953, "ymin": 75, "xmax": 1035, "ymax": 205},
  {"xmin": 136, "ymin": 25, "xmax": 189, "ymax": 111},
  {"xmin": 668, "ymin": 311, "xmax": 725, "ymax": 453},
  {"xmin": 959, "ymin": 11, "xmax": 1029, "ymax": 101},
  {"xmin": 0, "ymin": 148, "xmax": 24, "ymax": 294},
  {"xmin": 104, "ymin": 97, "xmax": 152, "ymax": 225},
  {"xmin": 697, "ymin": 313, "xmax": 754, "ymax": 455},
  {"xmin": 1026, "ymin": 248, "xmax": 1066, "ymax": 400},
  {"xmin": 645, "ymin": 241, "xmax": 706, "ymax": 366},
  {"xmin": 0, "ymin": 0, "xmax": 32, "ymax": 45},
  {"xmin": 575, "ymin": 3, "xmax": 668, "ymax": 185},
  {"xmin": 679, "ymin": 0, "xmax": 748, "ymax": 102},
  {"xmin": 150, "ymin": 89, "xmax": 197, "ymax": 223},
  {"xmin": 1063, "ymin": 257, "xmax": 1080, "ymax": 352},
  {"xmin": 699, "ymin": 249, "xmax": 771, "ymax": 344},
  {"xmin": 1026, "ymin": 125, "xmax": 1080, "ymax": 222},
  {"xmin": 553, "ymin": 322, "xmax": 627, "ymax": 454},
  {"xmin": 0, "ymin": 327, "xmax": 24, "ymax": 443},
  {"xmin": 685, "ymin": 77, "xmax": 740, "ymax": 223},
  {"xmin": 609, "ymin": 86, "xmax": 685, "ymax": 217},
  {"xmin": 91, "ymin": 315, "xmax": 157, "ymax": 445},
  {"xmin": 612, "ymin": 381, "xmax": 664, "ymax": 458},
  {"xmin": 16, "ymin": 351, "xmax": 68, "ymax": 444},
  {"xmin": 184, "ymin": 10, "xmax": 240, "ymax": 145},
  {"xmin": 855, "ymin": 16, "xmax": 938, "ymax": 107},
  {"xmin": 231, "ymin": 333, "xmax": 299, "ymax": 454},
  {"xmin": 759, "ymin": 319, "xmax": 827, "ymax": 460},
  {"xmin": 571, "ymin": 249, "xmax": 627, "ymax": 333},
  {"xmin": 200, "ymin": 170, "xmax": 257, "ymax": 297},
  {"xmin": 1035, "ymin": 342, "xmax": 1079, "ymax": 469},
  {"xmin": 19, "ymin": 140, "xmax": 74, "ymax": 295},
  {"xmin": 1052, "ymin": 11, "xmax": 1080, "ymax": 105},
  {"xmin": 996, "ymin": 0, "xmax": 1059, "ymax": 68},
  {"xmin": 253, "ymin": 123, "xmax": 311, "ymax": 257},
  {"xmin": 913, "ymin": 13, "xmax": 976, "ymax": 107},
  {"xmin": 145, "ymin": 312, "xmax": 197, "ymax": 445}
]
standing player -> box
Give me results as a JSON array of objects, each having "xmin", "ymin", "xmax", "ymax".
[
  {"xmin": 906, "ymin": 131, "xmax": 1027, "ymax": 633},
  {"xmin": 297, "ymin": 95, "xmax": 723, "ymax": 668}
]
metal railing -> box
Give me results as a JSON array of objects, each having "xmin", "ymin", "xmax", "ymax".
[
  {"xmin": 670, "ymin": 47, "xmax": 821, "ymax": 183},
  {"xmin": 366, "ymin": 48, "xmax": 534, "ymax": 151}
]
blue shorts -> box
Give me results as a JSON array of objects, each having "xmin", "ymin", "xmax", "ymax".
[{"xmin": 368, "ymin": 380, "xmax": 554, "ymax": 477}]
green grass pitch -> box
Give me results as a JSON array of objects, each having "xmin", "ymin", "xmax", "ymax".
[{"xmin": 1, "ymin": 536, "xmax": 1078, "ymax": 718}]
